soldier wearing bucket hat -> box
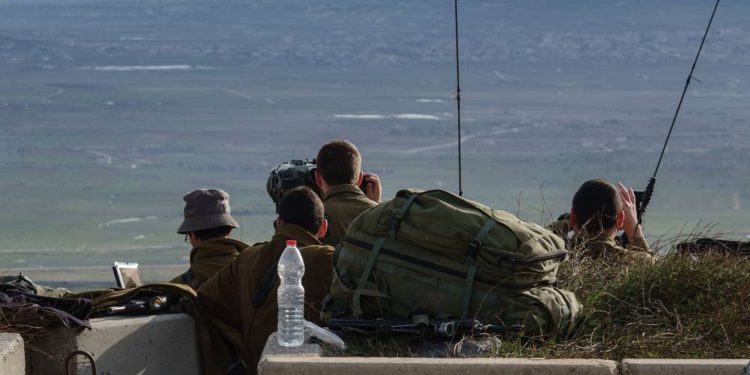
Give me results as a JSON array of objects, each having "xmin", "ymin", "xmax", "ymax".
[
  {"xmin": 196, "ymin": 186, "xmax": 334, "ymax": 374},
  {"xmin": 170, "ymin": 188, "xmax": 249, "ymax": 288}
]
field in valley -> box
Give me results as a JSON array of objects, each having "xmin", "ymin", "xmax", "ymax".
[{"xmin": 1, "ymin": 0, "xmax": 748, "ymax": 289}]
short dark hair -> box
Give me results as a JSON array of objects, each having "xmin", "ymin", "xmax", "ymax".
[
  {"xmin": 316, "ymin": 139, "xmax": 361, "ymax": 186},
  {"xmin": 278, "ymin": 186, "xmax": 324, "ymax": 234},
  {"xmin": 572, "ymin": 179, "xmax": 622, "ymax": 233},
  {"xmin": 192, "ymin": 225, "xmax": 233, "ymax": 241}
]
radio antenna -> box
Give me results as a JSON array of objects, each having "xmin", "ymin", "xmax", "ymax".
[
  {"xmin": 637, "ymin": 0, "xmax": 720, "ymax": 222},
  {"xmin": 453, "ymin": 0, "xmax": 463, "ymax": 196}
]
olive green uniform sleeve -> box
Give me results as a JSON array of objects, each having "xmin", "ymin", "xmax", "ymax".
[
  {"xmin": 624, "ymin": 235, "xmax": 656, "ymax": 263},
  {"xmin": 545, "ymin": 219, "xmax": 571, "ymax": 238}
]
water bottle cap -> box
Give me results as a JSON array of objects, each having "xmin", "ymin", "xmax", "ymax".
[{"xmin": 286, "ymin": 240, "xmax": 297, "ymax": 247}]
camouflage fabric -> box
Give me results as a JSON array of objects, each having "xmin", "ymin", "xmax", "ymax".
[
  {"xmin": 546, "ymin": 219, "xmax": 655, "ymax": 263},
  {"xmin": 170, "ymin": 238, "xmax": 248, "ymax": 288},
  {"xmin": 570, "ymin": 232, "xmax": 655, "ymax": 263},
  {"xmin": 322, "ymin": 183, "xmax": 377, "ymax": 247},
  {"xmin": 546, "ymin": 218, "xmax": 571, "ymax": 239},
  {"xmin": 196, "ymin": 224, "xmax": 334, "ymax": 375}
]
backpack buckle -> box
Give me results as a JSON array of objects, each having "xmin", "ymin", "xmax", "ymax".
[
  {"xmin": 388, "ymin": 216, "xmax": 401, "ymax": 236},
  {"xmin": 467, "ymin": 239, "xmax": 481, "ymax": 259}
]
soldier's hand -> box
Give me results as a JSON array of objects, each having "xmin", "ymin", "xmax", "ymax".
[
  {"xmin": 617, "ymin": 182, "xmax": 644, "ymax": 240},
  {"xmin": 363, "ymin": 173, "xmax": 381, "ymax": 203}
]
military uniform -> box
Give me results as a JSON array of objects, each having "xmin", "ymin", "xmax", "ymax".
[
  {"xmin": 170, "ymin": 238, "xmax": 248, "ymax": 288},
  {"xmin": 322, "ymin": 184, "xmax": 377, "ymax": 246},
  {"xmin": 546, "ymin": 217, "xmax": 571, "ymax": 239},
  {"xmin": 196, "ymin": 224, "xmax": 334, "ymax": 375},
  {"xmin": 547, "ymin": 219, "xmax": 655, "ymax": 262},
  {"xmin": 570, "ymin": 232, "xmax": 655, "ymax": 262}
]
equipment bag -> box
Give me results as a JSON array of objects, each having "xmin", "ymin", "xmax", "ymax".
[
  {"xmin": 677, "ymin": 237, "xmax": 750, "ymax": 257},
  {"xmin": 324, "ymin": 188, "xmax": 581, "ymax": 336}
]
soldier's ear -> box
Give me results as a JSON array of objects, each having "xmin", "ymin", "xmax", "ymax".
[
  {"xmin": 316, "ymin": 219, "xmax": 329, "ymax": 239},
  {"xmin": 569, "ymin": 209, "xmax": 578, "ymax": 231},
  {"xmin": 355, "ymin": 171, "xmax": 364, "ymax": 186},
  {"xmin": 615, "ymin": 211, "xmax": 625, "ymax": 230},
  {"xmin": 314, "ymin": 170, "xmax": 325, "ymax": 189},
  {"xmin": 275, "ymin": 216, "xmax": 283, "ymax": 228},
  {"xmin": 313, "ymin": 169, "xmax": 322, "ymax": 187}
]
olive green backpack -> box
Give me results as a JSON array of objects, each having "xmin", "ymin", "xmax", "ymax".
[{"xmin": 323, "ymin": 189, "xmax": 582, "ymax": 337}]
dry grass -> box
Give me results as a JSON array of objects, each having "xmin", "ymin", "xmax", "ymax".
[
  {"xmin": 332, "ymin": 246, "xmax": 750, "ymax": 359},
  {"xmin": 551, "ymin": 251, "xmax": 750, "ymax": 359}
]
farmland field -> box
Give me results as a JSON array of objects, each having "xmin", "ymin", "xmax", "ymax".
[{"xmin": 1, "ymin": 0, "xmax": 748, "ymax": 288}]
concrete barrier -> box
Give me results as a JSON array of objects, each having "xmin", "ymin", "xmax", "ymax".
[
  {"xmin": 259, "ymin": 356, "xmax": 619, "ymax": 375},
  {"xmin": 622, "ymin": 359, "xmax": 750, "ymax": 375},
  {"xmin": 27, "ymin": 313, "xmax": 200, "ymax": 375},
  {"xmin": 257, "ymin": 334, "xmax": 749, "ymax": 375},
  {"xmin": 0, "ymin": 333, "xmax": 25, "ymax": 375}
]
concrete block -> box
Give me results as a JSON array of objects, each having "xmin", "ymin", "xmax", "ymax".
[
  {"xmin": 623, "ymin": 358, "xmax": 750, "ymax": 375},
  {"xmin": 259, "ymin": 357, "xmax": 618, "ymax": 375},
  {"xmin": 0, "ymin": 333, "xmax": 25, "ymax": 375},
  {"xmin": 27, "ymin": 313, "xmax": 200, "ymax": 375}
]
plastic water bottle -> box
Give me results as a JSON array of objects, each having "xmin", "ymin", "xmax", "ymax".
[{"xmin": 277, "ymin": 239, "xmax": 305, "ymax": 347}]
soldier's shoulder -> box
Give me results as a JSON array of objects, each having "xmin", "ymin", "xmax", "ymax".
[
  {"xmin": 301, "ymin": 243, "xmax": 335, "ymax": 254},
  {"xmin": 249, "ymin": 241, "xmax": 270, "ymax": 248},
  {"xmin": 602, "ymin": 241, "xmax": 656, "ymax": 263},
  {"xmin": 236, "ymin": 242, "xmax": 269, "ymax": 261},
  {"xmin": 301, "ymin": 243, "xmax": 334, "ymax": 250},
  {"xmin": 545, "ymin": 218, "xmax": 570, "ymax": 238}
]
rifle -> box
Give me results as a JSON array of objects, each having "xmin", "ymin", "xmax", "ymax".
[
  {"xmin": 106, "ymin": 295, "xmax": 172, "ymax": 315},
  {"xmin": 327, "ymin": 317, "xmax": 522, "ymax": 338},
  {"xmin": 631, "ymin": 0, "xmax": 720, "ymax": 225}
]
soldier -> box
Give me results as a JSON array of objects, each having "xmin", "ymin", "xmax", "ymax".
[
  {"xmin": 315, "ymin": 139, "xmax": 380, "ymax": 246},
  {"xmin": 171, "ymin": 189, "xmax": 248, "ymax": 288},
  {"xmin": 562, "ymin": 179, "xmax": 655, "ymax": 262},
  {"xmin": 196, "ymin": 186, "xmax": 334, "ymax": 375}
]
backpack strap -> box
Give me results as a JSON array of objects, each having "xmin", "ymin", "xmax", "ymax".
[
  {"xmin": 179, "ymin": 269, "xmax": 195, "ymax": 285},
  {"xmin": 388, "ymin": 192, "xmax": 419, "ymax": 238},
  {"xmin": 253, "ymin": 260, "xmax": 279, "ymax": 308},
  {"xmin": 461, "ymin": 219, "xmax": 496, "ymax": 319},
  {"xmin": 352, "ymin": 236, "xmax": 386, "ymax": 316}
]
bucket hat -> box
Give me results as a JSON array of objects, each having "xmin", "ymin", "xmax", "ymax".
[{"xmin": 177, "ymin": 188, "xmax": 239, "ymax": 234}]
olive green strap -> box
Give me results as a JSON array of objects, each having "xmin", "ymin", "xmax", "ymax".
[
  {"xmin": 388, "ymin": 192, "xmax": 419, "ymax": 238},
  {"xmin": 461, "ymin": 219, "xmax": 496, "ymax": 319},
  {"xmin": 352, "ymin": 288, "xmax": 392, "ymax": 299},
  {"xmin": 353, "ymin": 237, "xmax": 386, "ymax": 316},
  {"xmin": 557, "ymin": 290, "xmax": 573, "ymax": 336}
]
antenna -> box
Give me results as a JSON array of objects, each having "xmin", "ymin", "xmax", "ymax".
[
  {"xmin": 636, "ymin": 0, "xmax": 720, "ymax": 223},
  {"xmin": 453, "ymin": 0, "xmax": 463, "ymax": 196},
  {"xmin": 652, "ymin": 0, "xmax": 720, "ymax": 180},
  {"xmin": 637, "ymin": 0, "xmax": 720, "ymax": 222}
]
